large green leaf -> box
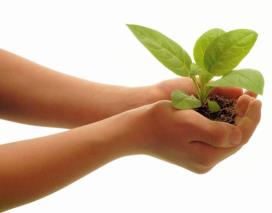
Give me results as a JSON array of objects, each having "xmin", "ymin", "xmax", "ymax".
[
  {"xmin": 193, "ymin": 28, "xmax": 225, "ymax": 70},
  {"xmin": 207, "ymin": 69, "xmax": 264, "ymax": 95},
  {"xmin": 204, "ymin": 29, "xmax": 258, "ymax": 76},
  {"xmin": 127, "ymin": 24, "xmax": 192, "ymax": 76},
  {"xmin": 171, "ymin": 90, "xmax": 201, "ymax": 110}
]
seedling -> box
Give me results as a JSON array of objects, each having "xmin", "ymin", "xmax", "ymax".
[{"xmin": 127, "ymin": 25, "xmax": 264, "ymax": 120}]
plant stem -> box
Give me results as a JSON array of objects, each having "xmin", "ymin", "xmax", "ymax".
[
  {"xmin": 192, "ymin": 76, "xmax": 203, "ymax": 104},
  {"xmin": 202, "ymin": 86, "xmax": 212, "ymax": 104},
  {"xmin": 198, "ymin": 75, "xmax": 212, "ymax": 105}
]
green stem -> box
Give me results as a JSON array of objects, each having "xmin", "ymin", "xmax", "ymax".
[
  {"xmin": 199, "ymin": 74, "xmax": 212, "ymax": 105},
  {"xmin": 202, "ymin": 86, "xmax": 212, "ymax": 104},
  {"xmin": 192, "ymin": 76, "xmax": 203, "ymax": 104},
  {"xmin": 198, "ymin": 76, "xmax": 205, "ymax": 104}
]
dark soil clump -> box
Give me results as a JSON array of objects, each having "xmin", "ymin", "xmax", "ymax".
[{"xmin": 196, "ymin": 95, "xmax": 237, "ymax": 124}]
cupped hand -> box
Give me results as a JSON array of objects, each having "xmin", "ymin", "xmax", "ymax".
[{"xmin": 118, "ymin": 78, "xmax": 261, "ymax": 173}]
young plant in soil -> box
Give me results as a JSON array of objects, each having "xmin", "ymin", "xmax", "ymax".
[{"xmin": 127, "ymin": 25, "xmax": 264, "ymax": 124}]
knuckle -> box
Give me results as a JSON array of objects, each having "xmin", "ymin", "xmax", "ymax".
[
  {"xmin": 148, "ymin": 100, "xmax": 172, "ymax": 120},
  {"xmin": 149, "ymin": 100, "xmax": 170, "ymax": 111},
  {"xmin": 255, "ymin": 100, "xmax": 262, "ymax": 123},
  {"xmin": 176, "ymin": 111, "xmax": 201, "ymax": 129},
  {"xmin": 177, "ymin": 113, "xmax": 192, "ymax": 126},
  {"xmin": 146, "ymin": 100, "xmax": 173, "ymax": 135},
  {"xmin": 192, "ymin": 165, "xmax": 213, "ymax": 174},
  {"xmin": 195, "ymin": 152, "xmax": 216, "ymax": 169},
  {"xmin": 208, "ymin": 122, "xmax": 228, "ymax": 146},
  {"xmin": 181, "ymin": 113, "xmax": 197, "ymax": 127}
]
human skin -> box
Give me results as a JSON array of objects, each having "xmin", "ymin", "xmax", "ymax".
[
  {"xmin": 0, "ymin": 49, "xmax": 160, "ymax": 128},
  {"xmin": 0, "ymin": 49, "xmax": 261, "ymax": 211},
  {"xmin": 0, "ymin": 49, "xmax": 254, "ymax": 128}
]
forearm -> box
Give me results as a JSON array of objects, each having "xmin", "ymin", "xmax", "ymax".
[
  {"xmin": 0, "ymin": 49, "xmax": 159, "ymax": 128},
  {"xmin": 0, "ymin": 110, "xmax": 138, "ymax": 211}
]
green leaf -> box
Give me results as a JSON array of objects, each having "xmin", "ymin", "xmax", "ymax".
[
  {"xmin": 190, "ymin": 63, "xmax": 201, "ymax": 76},
  {"xmin": 207, "ymin": 69, "xmax": 264, "ymax": 95},
  {"xmin": 207, "ymin": 100, "xmax": 221, "ymax": 112},
  {"xmin": 200, "ymin": 70, "xmax": 213, "ymax": 85},
  {"xmin": 193, "ymin": 28, "xmax": 225, "ymax": 85},
  {"xmin": 171, "ymin": 90, "xmax": 201, "ymax": 110},
  {"xmin": 127, "ymin": 24, "xmax": 192, "ymax": 76},
  {"xmin": 204, "ymin": 29, "xmax": 258, "ymax": 76},
  {"xmin": 193, "ymin": 28, "xmax": 226, "ymax": 70}
]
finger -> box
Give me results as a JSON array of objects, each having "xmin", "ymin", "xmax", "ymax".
[
  {"xmin": 157, "ymin": 78, "xmax": 195, "ymax": 99},
  {"xmin": 211, "ymin": 87, "xmax": 243, "ymax": 99},
  {"xmin": 188, "ymin": 114, "xmax": 242, "ymax": 148},
  {"xmin": 171, "ymin": 77, "xmax": 195, "ymax": 95},
  {"xmin": 245, "ymin": 90, "xmax": 257, "ymax": 98},
  {"xmin": 237, "ymin": 99, "xmax": 262, "ymax": 144},
  {"xmin": 235, "ymin": 95, "xmax": 253, "ymax": 117},
  {"xmin": 235, "ymin": 95, "xmax": 254, "ymax": 124}
]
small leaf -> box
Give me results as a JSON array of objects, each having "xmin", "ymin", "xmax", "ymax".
[
  {"xmin": 207, "ymin": 69, "xmax": 264, "ymax": 95},
  {"xmin": 207, "ymin": 100, "xmax": 221, "ymax": 112},
  {"xmin": 193, "ymin": 28, "xmax": 226, "ymax": 70},
  {"xmin": 204, "ymin": 29, "xmax": 258, "ymax": 76},
  {"xmin": 171, "ymin": 90, "xmax": 201, "ymax": 110},
  {"xmin": 127, "ymin": 24, "xmax": 192, "ymax": 76}
]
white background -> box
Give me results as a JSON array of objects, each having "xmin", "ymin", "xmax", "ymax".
[{"xmin": 0, "ymin": 0, "xmax": 271, "ymax": 212}]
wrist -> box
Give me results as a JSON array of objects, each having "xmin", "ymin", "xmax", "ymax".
[
  {"xmin": 101, "ymin": 105, "xmax": 152, "ymax": 156},
  {"xmin": 123, "ymin": 85, "xmax": 162, "ymax": 110}
]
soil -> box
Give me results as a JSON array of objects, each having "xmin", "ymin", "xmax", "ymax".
[{"xmin": 195, "ymin": 95, "xmax": 237, "ymax": 124}]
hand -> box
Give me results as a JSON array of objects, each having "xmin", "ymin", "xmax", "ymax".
[
  {"xmin": 114, "ymin": 89, "xmax": 261, "ymax": 174},
  {"xmin": 153, "ymin": 77, "xmax": 261, "ymax": 145},
  {"xmin": 154, "ymin": 77, "xmax": 196, "ymax": 99}
]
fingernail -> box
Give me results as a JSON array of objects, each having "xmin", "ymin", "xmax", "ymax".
[{"xmin": 229, "ymin": 128, "xmax": 242, "ymax": 146}]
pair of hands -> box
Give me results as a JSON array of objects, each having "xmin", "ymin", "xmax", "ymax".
[{"xmin": 112, "ymin": 77, "xmax": 261, "ymax": 173}]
